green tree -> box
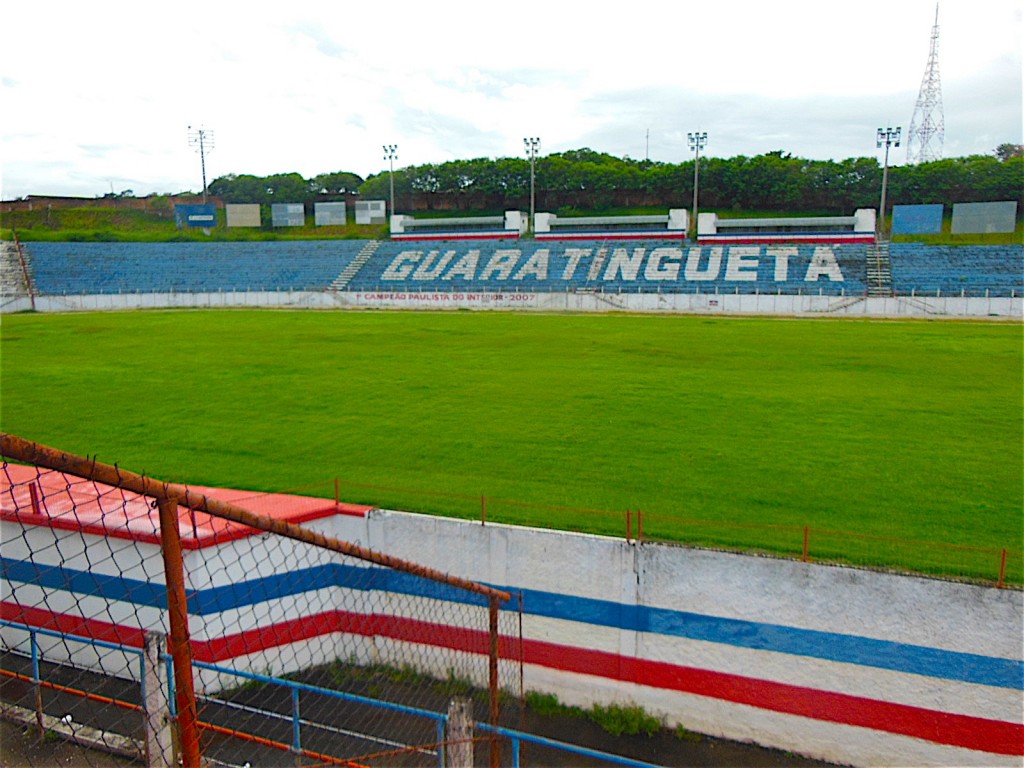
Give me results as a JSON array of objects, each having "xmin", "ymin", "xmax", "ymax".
[
  {"xmin": 312, "ymin": 171, "xmax": 364, "ymax": 195},
  {"xmin": 209, "ymin": 174, "xmax": 264, "ymax": 203},
  {"xmin": 995, "ymin": 143, "xmax": 1024, "ymax": 162}
]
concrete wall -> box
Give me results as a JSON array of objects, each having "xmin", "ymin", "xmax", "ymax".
[
  {"xmin": 3, "ymin": 290, "xmax": 1021, "ymax": 319},
  {"xmin": 3, "ymin": 502, "xmax": 1022, "ymax": 766},
  {"xmin": 317, "ymin": 510, "xmax": 1023, "ymax": 767}
]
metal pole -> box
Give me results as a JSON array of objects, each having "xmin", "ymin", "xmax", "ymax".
[
  {"xmin": 876, "ymin": 127, "xmax": 901, "ymax": 239},
  {"xmin": 692, "ymin": 141, "xmax": 700, "ymax": 234},
  {"xmin": 188, "ymin": 126, "xmax": 214, "ymax": 205},
  {"xmin": 1, "ymin": 433, "xmax": 511, "ymax": 604},
  {"xmin": 879, "ymin": 141, "xmax": 889, "ymax": 237},
  {"xmin": 199, "ymin": 133, "xmax": 208, "ymax": 204},
  {"xmin": 524, "ymin": 138, "xmax": 540, "ymax": 235},
  {"xmin": 157, "ymin": 497, "xmax": 201, "ymax": 768},
  {"xmin": 688, "ymin": 132, "xmax": 707, "ymax": 242},
  {"xmin": 384, "ymin": 144, "xmax": 398, "ymax": 217}
]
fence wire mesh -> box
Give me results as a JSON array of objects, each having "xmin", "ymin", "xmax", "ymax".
[
  {"xmin": 1, "ymin": 441, "xmax": 522, "ymax": 768},
  {"xmin": 322, "ymin": 477, "xmax": 1022, "ymax": 588}
]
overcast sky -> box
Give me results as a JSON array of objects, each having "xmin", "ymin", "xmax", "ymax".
[{"xmin": 1, "ymin": 0, "xmax": 1020, "ymax": 199}]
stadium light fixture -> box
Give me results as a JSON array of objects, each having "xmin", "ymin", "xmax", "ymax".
[
  {"xmin": 383, "ymin": 144, "xmax": 398, "ymax": 216},
  {"xmin": 524, "ymin": 137, "xmax": 540, "ymax": 235},
  {"xmin": 187, "ymin": 126, "xmax": 214, "ymax": 203},
  {"xmin": 688, "ymin": 131, "xmax": 707, "ymax": 242},
  {"xmin": 876, "ymin": 126, "xmax": 901, "ymax": 239}
]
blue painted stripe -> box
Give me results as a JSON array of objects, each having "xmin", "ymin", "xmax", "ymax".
[
  {"xmin": 1, "ymin": 558, "xmax": 487, "ymax": 615},
  {"xmin": 512, "ymin": 586, "xmax": 1024, "ymax": 691},
  {"xmin": 2, "ymin": 557, "xmax": 167, "ymax": 608},
  {"xmin": 4, "ymin": 557, "xmax": 1020, "ymax": 690}
]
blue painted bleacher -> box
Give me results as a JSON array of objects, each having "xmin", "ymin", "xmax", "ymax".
[
  {"xmin": 889, "ymin": 244, "xmax": 1023, "ymax": 297},
  {"xmin": 26, "ymin": 241, "xmax": 365, "ymax": 295},
  {"xmin": 22, "ymin": 240, "xmax": 1022, "ymax": 299},
  {"xmin": 346, "ymin": 240, "xmax": 867, "ymax": 296}
]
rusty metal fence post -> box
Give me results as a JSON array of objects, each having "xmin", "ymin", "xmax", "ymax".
[
  {"xmin": 2, "ymin": 433, "xmax": 520, "ymax": 767},
  {"xmin": 156, "ymin": 497, "xmax": 201, "ymax": 768}
]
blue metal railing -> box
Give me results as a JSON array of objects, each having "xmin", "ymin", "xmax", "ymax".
[{"xmin": 1, "ymin": 618, "xmax": 665, "ymax": 767}]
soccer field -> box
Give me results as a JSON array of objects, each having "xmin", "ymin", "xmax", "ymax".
[{"xmin": 1, "ymin": 310, "xmax": 1020, "ymax": 581}]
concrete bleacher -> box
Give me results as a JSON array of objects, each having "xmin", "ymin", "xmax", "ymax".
[
  {"xmin": 345, "ymin": 240, "xmax": 868, "ymax": 295},
  {"xmin": 25, "ymin": 241, "xmax": 366, "ymax": 295},
  {"xmin": 17, "ymin": 239, "xmax": 1022, "ymax": 300},
  {"xmin": 0, "ymin": 242, "xmax": 31, "ymax": 299},
  {"xmin": 889, "ymin": 244, "xmax": 1023, "ymax": 297}
]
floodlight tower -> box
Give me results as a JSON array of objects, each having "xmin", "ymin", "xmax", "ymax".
[
  {"xmin": 187, "ymin": 126, "xmax": 214, "ymax": 203},
  {"xmin": 383, "ymin": 144, "xmax": 398, "ymax": 215},
  {"xmin": 876, "ymin": 126, "xmax": 901, "ymax": 239},
  {"xmin": 688, "ymin": 131, "xmax": 707, "ymax": 242},
  {"xmin": 906, "ymin": 4, "xmax": 944, "ymax": 164},
  {"xmin": 524, "ymin": 137, "xmax": 540, "ymax": 235}
]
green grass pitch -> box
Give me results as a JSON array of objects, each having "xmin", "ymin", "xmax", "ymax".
[{"xmin": 1, "ymin": 310, "xmax": 1021, "ymax": 582}]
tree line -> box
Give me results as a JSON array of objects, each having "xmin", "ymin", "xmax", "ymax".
[{"xmin": 208, "ymin": 145, "xmax": 1023, "ymax": 214}]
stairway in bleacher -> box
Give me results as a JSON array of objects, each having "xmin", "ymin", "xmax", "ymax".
[
  {"xmin": 0, "ymin": 240, "xmax": 34, "ymax": 299},
  {"xmin": 330, "ymin": 240, "xmax": 380, "ymax": 291},
  {"xmin": 866, "ymin": 241, "xmax": 893, "ymax": 297}
]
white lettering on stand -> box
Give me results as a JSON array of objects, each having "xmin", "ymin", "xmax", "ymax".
[{"xmin": 805, "ymin": 247, "xmax": 844, "ymax": 282}]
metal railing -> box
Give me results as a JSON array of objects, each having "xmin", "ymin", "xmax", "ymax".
[{"xmin": 1, "ymin": 620, "xmax": 664, "ymax": 768}]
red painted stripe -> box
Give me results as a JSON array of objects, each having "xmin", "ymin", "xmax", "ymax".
[
  {"xmin": 192, "ymin": 611, "xmax": 491, "ymax": 663},
  {"xmin": 197, "ymin": 611, "xmax": 1023, "ymax": 756},
  {"xmin": 1, "ymin": 603, "xmax": 146, "ymax": 649},
  {"xmin": 697, "ymin": 236, "xmax": 875, "ymax": 245},
  {"xmin": 0, "ymin": 508, "xmax": 358, "ymax": 550},
  {"xmin": 391, "ymin": 233, "xmax": 520, "ymax": 241},
  {"xmin": 534, "ymin": 233, "xmax": 687, "ymax": 241},
  {"xmin": 519, "ymin": 636, "xmax": 1023, "ymax": 756},
  {"xmin": 6, "ymin": 603, "xmax": 1022, "ymax": 756}
]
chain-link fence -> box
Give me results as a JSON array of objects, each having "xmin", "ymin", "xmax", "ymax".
[
  {"xmin": 315, "ymin": 478, "xmax": 1022, "ymax": 588},
  {"xmin": 1, "ymin": 434, "xmax": 522, "ymax": 767}
]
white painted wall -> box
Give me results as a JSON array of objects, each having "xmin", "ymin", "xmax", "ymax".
[
  {"xmin": 316, "ymin": 509, "xmax": 1024, "ymax": 767},
  {"xmin": 4, "ymin": 504, "xmax": 1022, "ymax": 766},
  {"xmin": 4, "ymin": 290, "xmax": 1020, "ymax": 319}
]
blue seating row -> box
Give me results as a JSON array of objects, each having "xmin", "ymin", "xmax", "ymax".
[
  {"xmin": 347, "ymin": 240, "xmax": 867, "ymax": 296},
  {"xmin": 22, "ymin": 241, "xmax": 1022, "ymax": 298},
  {"xmin": 26, "ymin": 241, "xmax": 366, "ymax": 295},
  {"xmin": 889, "ymin": 245, "xmax": 1023, "ymax": 297}
]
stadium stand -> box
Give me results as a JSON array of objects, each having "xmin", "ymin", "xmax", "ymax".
[
  {"xmin": 889, "ymin": 244, "xmax": 1024, "ymax": 297},
  {"xmin": 24, "ymin": 241, "xmax": 365, "ymax": 295},
  {"xmin": 345, "ymin": 240, "xmax": 869, "ymax": 296},
  {"xmin": 15, "ymin": 240, "xmax": 1022, "ymax": 299}
]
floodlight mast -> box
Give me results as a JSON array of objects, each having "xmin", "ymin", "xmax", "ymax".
[
  {"xmin": 187, "ymin": 126, "xmax": 214, "ymax": 203},
  {"xmin": 688, "ymin": 131, "xmax": 707, "ymax": 242},
  {"xmin": 876, "ymin": 126, "xmax": 901, "ymax": 239},
  {"xmin": 383, "ymin": 144, "xmax": 398, "ymax": 216},
  {"xmin": 524, "ymin": 137, "xmax": 540, "ymax": 235}
]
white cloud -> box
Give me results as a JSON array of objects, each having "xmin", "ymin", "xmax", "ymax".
[{"xmin": 1, "ymin": 0, "xmax": 1020, "ymax": 198}]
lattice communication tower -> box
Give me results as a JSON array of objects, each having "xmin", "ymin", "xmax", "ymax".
[{"xmin": 906, "ymin": 5, "xmax": 944, "ymax": 164}]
